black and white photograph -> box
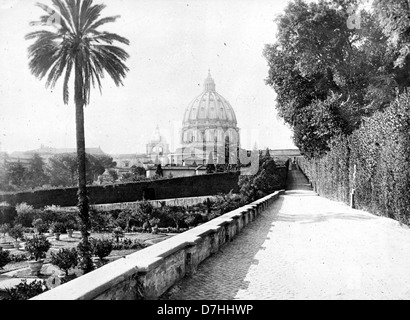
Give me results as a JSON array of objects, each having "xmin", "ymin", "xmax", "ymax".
[{"xmin": 0, "ymin": 0, "xmax": 410, "ymax": 304}]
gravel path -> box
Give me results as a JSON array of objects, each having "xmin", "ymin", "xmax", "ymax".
[{"xmin": 165, "ymin": 167, "xmax": 410, "ymax": 300}]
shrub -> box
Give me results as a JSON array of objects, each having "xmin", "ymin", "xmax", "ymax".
[
  {"xmin": 25, "ymin": 235, "xmax": 51, "ymax": 261},
  {"xmin": 0, "ymin": 204, "xmax": 17, "ymax": 226},
  {"xmin": 64, "ymin": 219, "xmax": 78, "ymax": 232},
  {"xmin": 9, "ymin": 224, "xmax": 25, "ymax": 241},
  {"xmin": 4, "ymin": 280, "xmax": 48, "ymax": 300},
  {"xmin": 9, "ymin": 253, "xmax": 29, "ymax": 263},
  {"xmin": 50, "ymin": 248, "xmax": 78, "ymax": 276},
  {"xmin": 149, "ymin": 218, "xmax": 160, "ymax": 227},
  {"xmin": 0, "ymin": 223, "xmax": 10, "ymax": 237},
  {"xmin": 40, "ymin": 206, "xmax": 79, "ymax": 229},
  {"xmin": 15, "ymin": 203, "xmax": 37, "ymax": 228},
  {"xmin": 239, "ymin": 157, "xmax": 288, "ymax": 202},
  {"xmin": 89, "ymin": 209, "xmax": 114, "ymax": 232},
  {"xmin": 0, "ymin": 249, "xmax": 11, "ymax": 269},
  {"xmin": 163, "ymin": 206, "xmax": 186, "ymax": 231},
  {"xmin": 112, "ymin": 227, "xmax": 124, "ymax": 243},
  {"xmin": 90, "ymin": 238, "xmax": 113, "ymax": 260},
  {"xmin": 111, "ymin": 238, "xmax": 148, "ymax": 250},
  {"xmin": 32, "ymin": 219, "xmax": 48, "ymax": 234},
  {"xmin": 184, "ymin": 213, "xmax": 204, "ymax": 228},
  {"xmin": 76, "ymin": 241, "xmax": 95, "ymax": 273},
  {"xmin": 50, "ymin": 222, "xmax": 66, "ymax": 234}
]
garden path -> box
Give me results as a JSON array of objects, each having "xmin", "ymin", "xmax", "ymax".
[{"xmin": 163, "ymin": 166, "xmax": 410, "ymax": 300}]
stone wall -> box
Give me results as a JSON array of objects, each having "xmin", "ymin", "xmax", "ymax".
[
  {"xmin": 146, "ymin": 167, "xmax": 208, "ymax": 178},
  {"xmin": 88, "ymin": 196, "xmax": 218, "ymax": 212},
  {"xmin": 32, "ymin": 190, "xmax": 284, "ymax": 300},
  {"xmin": 0, "ymin": 172, "xmax": 239, "ymax": 209}
]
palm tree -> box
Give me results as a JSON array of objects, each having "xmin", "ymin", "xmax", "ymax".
[{"xmin": 26, "ymin": 0, "xmax": 129, "ymax": 273}]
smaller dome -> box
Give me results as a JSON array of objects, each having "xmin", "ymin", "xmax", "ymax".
[{"xmin": 149, "ymin": 125, "xmax": 165, "ymax": 142}]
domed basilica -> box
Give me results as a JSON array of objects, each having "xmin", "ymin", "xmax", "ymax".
[
  {"xmin": 174, "ymin": 70, "xmax": 240, "ymax": 166},
  {"xmin": 113, "ymin": 71, "xmax": 241, "ymax": 177}
]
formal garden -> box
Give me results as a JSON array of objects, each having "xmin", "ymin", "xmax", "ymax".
[{"xmin": 0, "ymin": 155, "xmax": 288, "ymax": 300}]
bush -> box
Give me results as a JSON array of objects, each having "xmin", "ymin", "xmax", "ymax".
[
  {"xmin": 9, "ymin": 224, "xmax": 25, "ymax": 241},
  {"xmin": 112, "ymin": 227, "xmax": 124, "ymax": 243},
  {"xmin": 15, "ymin": 203, "xmax": 37, "ymax": 228},
  {"xmin": 4, "ymin": 280, "xmax": 48, "ymax": 300},
  {"xmin": 50, "ymin": 248, "xmax": 78, "ymax": 276},
  {"xmin": 9, "ymin": 253, "xmax": 29, "ymax": 263},
  {"xmin": 0, "ymin": 223, "xmax": 10, "ymax": 237},
  {"xmin": 89, "ymin": 209, "xmax": 115, "ymax": 232},
  {"xmin": 90, "ymin": 238, "xmax": 113, "ymax": 260},
  {"xmin": 184, "ymin": 213, "xmax": 204, "ymax": 228},
  {"xmin": 39, "ymin": 206, "xmax": 79, "ymax": 230},
  {"xmin": 111, "ymin": 238, "xmax": 148, "ymax": 250},
  {"xmin": 25, "ymin": 235, "xmax": 51, "ymax": 261},
  {"xmin": 239, "ymin": 157, "xmax": 289, "ymax": 202},
  {"xmin": 32, "ymin": 219, "xmax": 48, "ymax": 234},
  {"xmin": 0, "ymin": 249, "xmax": 11, "ymax": 269},
  {"xmin": 50, "ymin": 222, "xmax": 66, "ymax": 234},
  {"xmin": 76, "ymin": 241, "xmax": 95, "ymax": 273},
  {"xmin": 0, "ymin": 205, "xmax": 17, "ymax": 226}
]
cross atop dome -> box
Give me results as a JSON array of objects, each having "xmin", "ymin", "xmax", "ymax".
[{"xmin": 204, "ymin": 69, "xmax": 216, "ymax": 92}]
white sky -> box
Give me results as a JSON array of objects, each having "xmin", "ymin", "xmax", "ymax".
[{"xmin": 0, "ymin": 0, "xmax": 296, "ymax": 155}]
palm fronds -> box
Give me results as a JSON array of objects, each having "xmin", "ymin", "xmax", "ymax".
[{"xmin": 26, "ymin": 0, "xmax": 130, "ymax": 105}]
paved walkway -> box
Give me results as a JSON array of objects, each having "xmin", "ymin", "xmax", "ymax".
[{"xmin": 164, "ymin": 166, "xmax": 410, "ymax": 300}]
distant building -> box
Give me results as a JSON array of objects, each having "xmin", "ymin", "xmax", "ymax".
[
  {"xmin": 7, "ymin": 145, "xmax": 106, "ymax": 166},
  {"xmin": 172, "ymin": 70, "xmax": 240, "ymax": 166},
  {"xmin": 146, "ymin": 125, "xmax": 171, "ymax": 165},
  {"xmin": 261, "ymin": 149, "xmax": 301, "ymax": 159},
  {"xmin": 112, "ymin": 126, "xmax": 172, "ymax": 178}
]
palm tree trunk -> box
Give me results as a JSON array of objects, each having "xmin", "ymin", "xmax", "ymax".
[{"xmin": 75, "ymin": 57, "xmax": 93, "ymax": 273}]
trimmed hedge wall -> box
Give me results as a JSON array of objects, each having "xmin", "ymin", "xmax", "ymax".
[
  {"xmin": 0, "ymin": 173, "xmax": 240, "ymax": 209},
  {"xmin": 299, "ymin": 93, "xmax": 410, "ymax": 225}
]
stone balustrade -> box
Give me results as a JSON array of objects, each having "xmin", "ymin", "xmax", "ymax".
[{"xmin": 32, "ymin": 190, "xmax": 284, "ymax": 300}]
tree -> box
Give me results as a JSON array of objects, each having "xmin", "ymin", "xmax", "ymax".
[
  {"xmin": 5, "ymin": 162, "xmax": 27, "ymax": 188},
  {"xmin": 26, "ymin": 0, "xmax": 130, "ymax": 273},
  {"xmin": 264, "ymin": 0, "xmax": 395, "ymax": 156},
  {"xmin": 133, "ymin": 201, "xmax": 154, "ymax": 229},
  {"xmin": 155, "ymin": 164, "xmax": 163, "ymax": 177},
  {"xmin": 131, "ymin": 165, "xmax": 146, "ymax": 177},
  {"xmin": 48, "ymin": 153, "xmax": 117, "ymax": 186},
  {"xmin": 121, "ymin": 165, "xmax": 147, "ymax": 182},
  {"xmin": 48, "ymin": 153, "xmax": 78, "ymax": 187},
  {"xmin": 239, "ymin": 157, "xmax": 283, "ymax": 202},
  {"xmin": 165, "ymin": 207, "xmax": 186, "ymax": 231},
  {"xmin": 107, "ymin": 168, "xmax": 118, "ymax": 182},
  {"xmin": 373, "ymin": 0, "xmax": 410, "ymax": 92},
  {"xmin": 86, "ymin": 154, "xmax": 116, "ymax": 182},
  {"xmin": 26, "ymin": 154, "xmax": 50, "ymax": 188}
]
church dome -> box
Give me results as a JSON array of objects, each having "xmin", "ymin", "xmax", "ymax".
[{"xmin": 183, "ymin": 71, "xmax": 237, "ymax": 127}]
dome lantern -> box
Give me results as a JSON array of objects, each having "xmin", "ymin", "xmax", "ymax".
[{"xmin": 204, "ymin": 69, "xmax": 216, "ymax": 92}]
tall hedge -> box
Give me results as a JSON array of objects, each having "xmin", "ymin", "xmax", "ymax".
[{"xmin": 299, "ymin": 93, "xmax": 410, "ymax": 225}]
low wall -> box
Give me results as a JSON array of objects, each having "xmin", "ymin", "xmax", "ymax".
[
  {"xmin": 32, "ymin": 190, "xmax": 284, "ymax": 300},
  {"xmin": 0, "ymin": 173, "xmax": 239, "ymax": 209},
  {"xmin": 89, "ymin": 196, "xmax": 219, "ymax": 211},
  {"xmin": 146, "ymin": 167, "xmax": 208, "ymax": 178}
]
